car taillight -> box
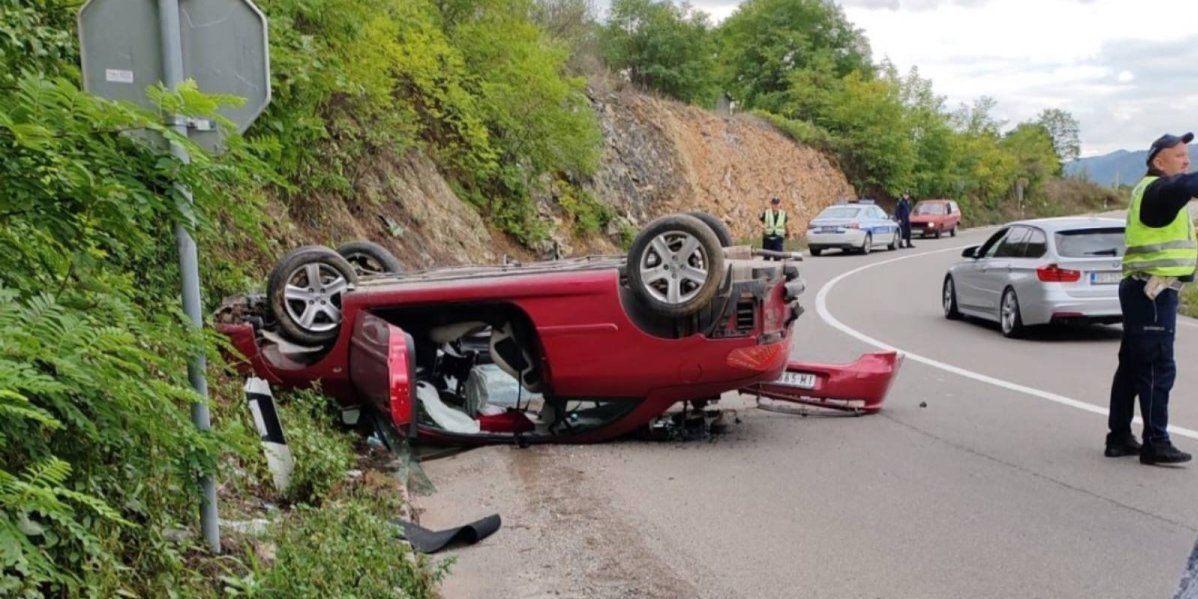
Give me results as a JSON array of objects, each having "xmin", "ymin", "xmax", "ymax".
[
  {"xmin": 848, "ymin": 223, "xmax": 860, "ymax": 229},
  {"xmin": 1036, "ymin": 264, "xmax": 1081, "ymax": 282},
  {"xmin": 727, "ymin": 343, "xmax": 786, "ymax": 371}
]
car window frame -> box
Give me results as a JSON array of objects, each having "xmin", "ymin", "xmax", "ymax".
[
  {"xmin": 1022, "ymin": 227, "xmax": 1048, "ymax": 258},
  {"xmin": 993, "ymin": 226, "xmax": 1030, "ymax": 258},
  {"xmin": 976, "ymin": 227, "xmax": 1010, "ymax": 259}
]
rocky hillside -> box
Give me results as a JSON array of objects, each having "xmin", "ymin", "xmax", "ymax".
[{"xmin": 266, "ymin": 83, "xmax": 856, "ymax": 270}]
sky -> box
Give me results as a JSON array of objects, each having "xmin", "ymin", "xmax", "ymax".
[{"xmin": 595, "ymin": 0, "xmax": 1198, "ymax": 158}]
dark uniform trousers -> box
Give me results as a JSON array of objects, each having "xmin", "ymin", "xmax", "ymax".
[
  {"xmin": 761, "ymin": 235, "xmax": 784, "ymax": 253},
  {"xmin": 1108, "ymin": 276, "xmax": 1179, "ymax": 444}
]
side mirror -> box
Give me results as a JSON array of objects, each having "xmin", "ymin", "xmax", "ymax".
[{"xmin": 962, "ymin": 246, "xmax": 979, "ymax": 259}]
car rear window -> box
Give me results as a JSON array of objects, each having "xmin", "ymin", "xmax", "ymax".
[
  {"xmin": 914, "ymin": 203, "xmax": 946, "ymax": 215},
  {"xmin": 818, "ymin": 207, "xmax": 861, "ymax": 219},
  {"xmin": 1054, "ymin": 227, "xmax": 1126, "ymax": 257}
]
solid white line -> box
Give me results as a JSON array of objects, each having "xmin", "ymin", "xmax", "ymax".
[{"xmin": 813, "ymin": 245, "xmax": 1198, "ymax": 441}]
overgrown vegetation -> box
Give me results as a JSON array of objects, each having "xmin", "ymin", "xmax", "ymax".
[{"xmin": 254, "ymin": 0, "xmax": 602, "ymax": 243}]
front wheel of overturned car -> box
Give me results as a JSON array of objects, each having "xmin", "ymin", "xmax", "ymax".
[
  {"xmin": 686, "ymin": 211, "xmax": 734, "ymax": 247},
  {"xmin": 336, "ymin": 240, "xmax": 403, "ymax": 276},
  {"xmin": 268, "ymin": 245, "xmax": 360, "ymax": 346},
  {"xmin": 628, "ymin": 213, "xmax": 725, "ymax": 318}
]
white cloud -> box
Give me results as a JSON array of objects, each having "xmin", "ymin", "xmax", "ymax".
[{"xmin": 841, "ymin": 0, "xmax": 1198, "ymax": 156}]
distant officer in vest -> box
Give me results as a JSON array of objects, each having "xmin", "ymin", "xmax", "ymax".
[
  {"xmin": 1105, "ymin": 132, "xmax": 1198, "ymax": 465},
  {"xmin": 760, "ymin": 196, "xmax": 788, "ymax": 258}
]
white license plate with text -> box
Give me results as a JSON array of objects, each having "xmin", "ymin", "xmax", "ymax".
[
  {"xmin": 1090, "ymin": 271, "xmax": 1120, "ymax": 285},
  {"xmin": 775, "ymin": 371, "xmax": 817, "ymax": 389}
]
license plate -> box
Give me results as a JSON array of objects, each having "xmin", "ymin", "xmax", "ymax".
[
  {"xmin": 819, "ymin": 227, "xmax": 839, "ymax": 233},
  {"xmin": 1090, "ymin": 271, "xmax": 1120, "ymax": 285},
  {"xmin": 775, "ymin": 371, "xmax": 817, "ymax": 389}
]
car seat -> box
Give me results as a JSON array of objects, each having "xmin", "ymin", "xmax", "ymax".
[{"xmin": 489, "ymin": 321, "xmax": 546, "ymax": 394}]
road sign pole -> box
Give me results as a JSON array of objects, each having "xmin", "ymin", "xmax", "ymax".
[{"xmin": 158, "ymin": 0, "xmax": 220, "ymax": 554}]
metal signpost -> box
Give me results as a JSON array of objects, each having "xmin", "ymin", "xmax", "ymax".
[{"xmin": 79, "ymin": 0, "xmax": 271, "ymax": 553}]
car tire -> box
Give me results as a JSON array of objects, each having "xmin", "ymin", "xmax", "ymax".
[
  {"xmin": 810, "ymin": 247, "xmax": 823, "ymax": 257},
  {"xmin": 861, "ymin": 234, "xmax": 872, "ymax": 255},
  {"xmin": 950, "ymin": 226, "xmax": 957, "ymax": 238},
  {"xmin": 686, "ymin": 211, "xmax": 734, "ymax": 247},
  {"xmin": 335, "ymin": 240, "xmax": 403, "ymax": 276},
  {"xmin": 934, "ymin": 228, "xmax": 942, "ymax": 239},
  {"xmin": 887, "ymin": 232, "xmax": 898, "ymax": 251},
  {"xmin": 943, "ymin": 276, "xmax": 962, "ymax": 320},
  {"xmin": 1000, "ymin": 287, "xmax": 1025, "ymax": 338},
  {"xmin": 268, "ymin": 245, "xmax": 359, "ymax": 346},
  {"xmin": 627, "ymin": 214, "xmax": 725, "ymax": 318}
]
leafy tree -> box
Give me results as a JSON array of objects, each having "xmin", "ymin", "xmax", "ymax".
[
  {"xmin": 532, "ymin": 0, "xmax": 603, "ymax": 73},
  {"xmin": 601, "ymin": 0, "xmax": 719, "ymax": 105},
  {"xmin": 1003, "ymin": 122, "xmax": 1060, "ymax": 188},
  {"xmin": 784, "ymin": 63, "xmax": 913, "ymax": 196},
  {"xmin": 716, "ymin": 0, "xmax": 872, "ymax": 112},
  {"xmin": 897, "ymin": 66, "xmax": 956, "ymax": 199},
  {"xmin": 1035, "ymin": 107, "xmax": 1081, "ymax": 167},
  {"xmin": 442, "ymin": 0, "xmax": 604, "ymax": 240}
]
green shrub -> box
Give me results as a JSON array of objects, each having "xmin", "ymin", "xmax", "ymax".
[
  {"xmin": 224, "ymin": 499, "xmax": 448, "ymax": 598},
  {"xmin": 275, "ymin": 391, "xmax": 355, "ymax": 506},
  {"xmin": 556, "ymin": 179, "xmax": 614, "ymax": 235}
]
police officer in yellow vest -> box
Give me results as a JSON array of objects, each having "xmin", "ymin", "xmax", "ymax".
[
  {"xmin": 1106, "ymin": 132, "xmax": 1198, "ymax": 465},
  {"xmin": 760, "ymin": 196, "xmax": 787, "ymax": 258}
]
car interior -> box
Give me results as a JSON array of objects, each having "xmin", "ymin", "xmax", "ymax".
[{"xmin": 373, "ymin": 303, "xmax": 636, "ymax": 439}]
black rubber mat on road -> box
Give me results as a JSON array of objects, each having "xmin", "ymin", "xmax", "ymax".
[{"xmin": 396, "ymin": 514, "xmax": 502, "ymax": 554}]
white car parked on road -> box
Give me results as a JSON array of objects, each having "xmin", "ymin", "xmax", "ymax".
[{"xmin": 806, "ymin": 200, "xmax": 901, "ymax": 256}]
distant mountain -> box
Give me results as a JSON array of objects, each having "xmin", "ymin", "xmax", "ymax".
[{"xmin": 1065, "ymin": 146, "xmax": 1198, "ymax": 187}]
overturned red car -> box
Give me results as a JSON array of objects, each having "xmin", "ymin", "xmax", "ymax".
[{"xmin": 215, "ymin": 213, "xmax": 901, "ymax": 445}]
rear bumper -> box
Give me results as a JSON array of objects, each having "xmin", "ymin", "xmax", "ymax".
[
  {"xmin": 740, "ymin": 351, "xmax": 904, "ymax": 414},
  {"xmin": 1019, "ymin": 287, "xmax": 1122, "ymax": 326}
]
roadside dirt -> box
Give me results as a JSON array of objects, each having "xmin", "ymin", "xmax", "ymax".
[{"xmin": 418, "ymin": 443, "xmax": 703, "ymax": 599}]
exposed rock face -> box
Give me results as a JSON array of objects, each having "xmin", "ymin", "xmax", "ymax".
[
  {"xmin": 586, "ymin": 87, "xmax": 856, "ymax": 244},
  {"xmin": 263, "ymin": 84, "xmax": 856, "ymax": 272}
]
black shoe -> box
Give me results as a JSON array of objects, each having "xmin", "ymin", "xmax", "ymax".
[
  {"xmin": 1104, "ymin": 436, "xmax": 1142, "ymax": 457},
  {"xmin": 1140, "ymin": 441, "xmax": 1192, "ymax": 466}
]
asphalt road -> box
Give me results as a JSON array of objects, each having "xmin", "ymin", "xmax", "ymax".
[{"xmin": 420, "ymin": 224, "xmax": 1198, "ymax": 599}]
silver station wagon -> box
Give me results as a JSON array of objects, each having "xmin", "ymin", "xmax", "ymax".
[{"xmin": 942, "ymin": 217, "xmax": 1125, "ymax": 337}]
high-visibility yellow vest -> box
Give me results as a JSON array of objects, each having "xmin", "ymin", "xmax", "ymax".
[
  {"xmin": 764, "ymin": 209, "xmax": 786, "ymax": 237},
  {"xmin": 1123, "ymin": 176, "xmax": 1197, "ymax": 278}
]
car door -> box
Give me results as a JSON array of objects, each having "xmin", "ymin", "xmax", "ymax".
[
  {"xmin": 978, "ymin": 226, "xmax": 1030, "ymax": 315},
  {"xmin": 349, "ymin": 312, "xmax": 416, "ymax": 435},
  {"xmin": 955, "ymin": 227, "xmax": 1010, "ymax": 312},
  {"xmin": 878, "ymin": 207, "xmax": 899, "ymax": 245},
  {"xmin": 867, "ymin": 206, "xmax": 895, "ymax": 246}
]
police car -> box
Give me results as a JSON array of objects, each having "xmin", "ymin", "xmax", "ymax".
[{"xmin": 805, "ymin": 200, "xmax": 901, "ymax": 256}]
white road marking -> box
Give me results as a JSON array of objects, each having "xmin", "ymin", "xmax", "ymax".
[{"xmin": 813, "ymin": 245, "xmax": 1198, "ymax": 441}]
